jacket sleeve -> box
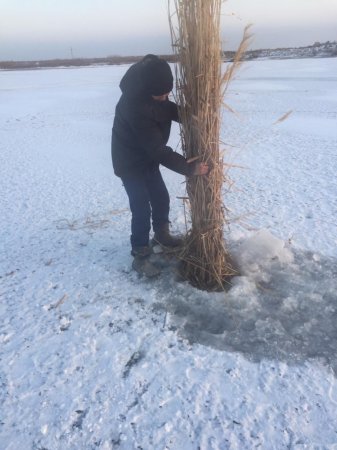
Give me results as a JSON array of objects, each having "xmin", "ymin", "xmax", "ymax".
[
  {"xmin": 160, "ymin": 149, "xmax": 195, "ymax": 176},
  {"xmin": 128, "ymin": 111, "xmax": 193, "ymax": 176}
]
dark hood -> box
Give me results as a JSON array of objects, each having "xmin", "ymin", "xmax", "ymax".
[
  {"xmin": 119, "ymin": 60, "xmax": 148, "ymax": 99},
  {"xmin": 119, "ymin": 54, "xmax": 173, "ymax": 100}
]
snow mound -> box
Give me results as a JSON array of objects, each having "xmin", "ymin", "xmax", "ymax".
[{"xmin": 233, "ymin": 229, "xmax": 294, "ymax": 276}]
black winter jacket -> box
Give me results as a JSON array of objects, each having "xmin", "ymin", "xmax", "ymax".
[{"xmin": 111, "ymin": 59, "xmax": 193, "ymax": 178}]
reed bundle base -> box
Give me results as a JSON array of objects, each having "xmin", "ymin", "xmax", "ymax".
[{"xmin": 179, "ymin": 231, "xmax": 237, "ymax": 292}]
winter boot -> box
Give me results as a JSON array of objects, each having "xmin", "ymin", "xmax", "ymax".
[
  {"xmin": 131, "ymin": 246, "xmax": 152, "ymax": 258},
  {"xmin": 153, "ymin": 223, "xmax": 184, "ymax": 248},
  {"xmin": 131, "ymin": 246, "xmax": 161, "ymax": 278}
]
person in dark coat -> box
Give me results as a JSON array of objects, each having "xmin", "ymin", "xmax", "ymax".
[{"xmin": 111, "ymin": 54, "xmax": 208, "ymax": 276}]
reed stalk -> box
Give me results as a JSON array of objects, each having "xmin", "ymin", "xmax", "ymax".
[{"xmin": 169, "ymin": 0, "xmax": 250, "ymax": 291}]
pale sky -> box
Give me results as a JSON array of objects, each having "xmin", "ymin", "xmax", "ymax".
[{"xmin": 0, "ymin": 0, "xmax": 336, "ymax": 61}]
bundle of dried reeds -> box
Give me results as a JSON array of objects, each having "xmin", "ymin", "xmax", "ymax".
[{"xmin": 169, "ymin": 0, "xmax": 250, "ymax": 291}]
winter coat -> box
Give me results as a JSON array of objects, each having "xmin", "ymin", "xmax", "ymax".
[{"xmin": 111, "ymin": 59, "xmax": 194, "ymax": 178}]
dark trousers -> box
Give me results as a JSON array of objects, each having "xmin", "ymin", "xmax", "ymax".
[{"xmin": 121, "ymin": 167, "xmax": 170, "ymax": 248}]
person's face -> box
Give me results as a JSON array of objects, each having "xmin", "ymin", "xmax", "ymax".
[{"xmin": 152, "ymin": 92, "xmax": 170, "ymax": 102}]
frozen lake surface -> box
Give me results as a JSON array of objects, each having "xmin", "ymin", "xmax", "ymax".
[{"xmin": 1, "ymin": 58, "xmax": 337, "ymax": 449}]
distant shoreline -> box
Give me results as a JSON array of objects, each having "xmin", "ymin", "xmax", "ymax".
[
  {"xmin": 1, "ymin": 41, "xmax": 336, "ymax": 71},
  {"xmin": 0, "ymin": 55, "xmax": 175, "ymax": 71}
]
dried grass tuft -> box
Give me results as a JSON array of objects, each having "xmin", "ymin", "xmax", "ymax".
[{"xmin": 169, "ymin": 0, "xmax": 251, "ymax": 291}]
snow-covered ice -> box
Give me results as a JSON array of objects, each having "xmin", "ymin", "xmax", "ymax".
[{"xmin": 1, "ymin": 58, "xmax": 337, "ymax": 449}]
